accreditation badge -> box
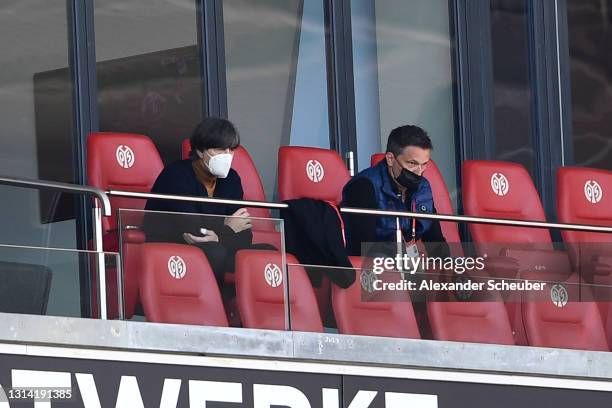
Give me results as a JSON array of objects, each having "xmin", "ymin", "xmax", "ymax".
[{"xmin": 403, "ymin": 240, "xmax": 421, "ymax": 276}]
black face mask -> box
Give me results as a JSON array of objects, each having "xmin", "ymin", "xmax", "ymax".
[{"xmin": 395, "ymin": 167, "xmax": 421, "ymax": 192}]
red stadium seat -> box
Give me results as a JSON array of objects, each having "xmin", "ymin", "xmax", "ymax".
[
  {"xmin": 278, "ymin": 146, "xmax": 351, "ymax": 324},
  {"xmin": 235, "ymin": 250, "xmax": 323, "ymax": 332},
  {"xmin": 557, "ymin": 167, "xmax": 612, "ymax": 269},
  {"xmin": 522, "ymin": 272, "xmax": 608, "ymax": 351},
  {"xmin": 370, "ymin": 153, "xmax": 462, "ymax": 252},
  {"xmin": 557, "ymin": 166, "xmax": 612, "ymax": 348},
  {"xmin": 278, "ymin": 146, "xmax": 350, "ymax": 204},
  {"xmin": 462, "ymin": 160, "xmax": 571, "ymax": 345},
  {"xmin": 427, "ymin": 299, "xmax": 515, "ymax": 345},
  {"xmin": 181, "ymin": 138, "xmax": 191, "ymax": 160},
  {"xmin": 182, "ymin": 139, "xmax": 280, "ymax": 250},
  {"xmin": 89, "ymin": 132, "xmax": 164, "ymax": 233},
  {"xmin": 461, "ymin": 160, "xmax": 569, "ymax": 277},
  {"xmin": 422, "ymin": 160, "xmax": 461, "ymax": 248},
  {"xmin": 462, "ymin": 160, "xmax": 553, "ymax": 255},
  {"xmin": 332, "ymin": 257, "xmax": 421, "ymax": 339},
  {"xmin": 370, "ymin": 153, "xmax": 385, "ymax": 167},
  {"xmin": 87, "ymin": 132, "xmax": 165, "ymax": 318},
  {"xmin": 139, "ymin": 243, "xmax": 228, "ymax": 326}
]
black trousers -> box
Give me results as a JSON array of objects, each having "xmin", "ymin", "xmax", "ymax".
[{"xmin": 196, "ymin": 242, "xmax": 276, "ymax": 287}]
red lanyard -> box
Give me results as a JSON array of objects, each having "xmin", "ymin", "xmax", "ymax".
[
  {"xmin": 406, "ymin": 200, "xmax": 417, "ymax": 244},
  {"xmin": 324, "ymin": 200, "xmax": 346, "ymax": 247}
]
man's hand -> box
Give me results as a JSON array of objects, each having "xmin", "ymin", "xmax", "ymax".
[
  {"xmin": 183, "ymin": 228, "xmax": 219, "ymax": 244},
  {"xmin": 224, "ymin": 208, "xmax": 252, "ymax": 233}
]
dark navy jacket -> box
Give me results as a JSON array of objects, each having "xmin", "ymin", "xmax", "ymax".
[
  {"xmin": 341, "ymin": 160, "xmax": 448, "ymax": 257},
  {"xmin": 143, "ymin": 159, "xmax": 252, "ymax": 247}
]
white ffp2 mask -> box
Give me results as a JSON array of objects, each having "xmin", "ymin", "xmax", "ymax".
[{"xmin": 204, "ymin": 151, "xmax": 233, "ymax": 178}]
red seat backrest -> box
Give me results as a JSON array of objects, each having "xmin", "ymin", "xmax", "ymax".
[
  {"xmin": 428, "ymin": 301, "xmax": 515, "ymax": 345},
  {"xmin": 183, "ymin": 139, "xmax": 275, "ymax": 236},
  {"xmin": 181, "ymin": 138, "xmax": 191, "ymax": 161},
  {"xmin": 139, "ymin": 243, "xmax": 228, "ymax": 326},
  {"xmin": 462, "ymin": 160, "xmax": 553, "ymax": 255},
  {"xmin": 370, "ymin": 153, "xmax": 386, "ymax": 167},
  {"xmin": 557, "ymin": 167, "xmax": 612, "ymax": 349},
  {"xmin": 235, "ymin": 250, "xmax": 323, "ymax": 332},
  {"xmin": 88, "ymin": 132, "xmax": 164, "ymax": 234},
  {"xmin": 278, "ymin": 146, "xmax": 350, "ymax": 205},
  {"xmin": 331, "ymin": 257, "xmax": 421, "ymax": 339},
  {"xmin": 277, "ymin": 146, "xmax": 350, "ymax": 320},
  {"xmin": 557, "ymin": 166, "xmax": 612, "ymax": 253},
  {"xmin": 522, "ymin": 273, "xmax": 608, "ymax": 351},
  {"xmin": 423, "ymin": 160, "xmax": 461, "ymax": 246}
]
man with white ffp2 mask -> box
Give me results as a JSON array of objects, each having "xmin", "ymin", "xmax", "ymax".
[{"xmin": 143, "ymin": 117, "xmax": 276, "ymax": 288}]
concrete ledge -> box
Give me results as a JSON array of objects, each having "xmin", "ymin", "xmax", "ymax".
[{"xmin": 1, "ymin": 312, "xmax": 612, "ymax": 381}]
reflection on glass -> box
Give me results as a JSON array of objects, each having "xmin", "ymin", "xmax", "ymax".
[
  {"xmin": 94, "ymin": 0, "xmax": 202, "ymax": 164},
  {"xmin": 296, "ymin": 237, "xmax": 612, "ymax": 351},
  {"xmin": 0, "ymin": 245, "xmax": 117, "ymax": 319},
  {"xmin": 568, "ymin": 0, "xmax": 612, "ymax": 169},
  {"xmin": 224, "ymin": 0, "xmax": 330, "ymax": 201},
  {"xmin": 351, "ymin": 0, "xmax": 458, "ymax": 206},
  {"xmin": 490, "ymin": 0, "xmax": 535, "ymax": 175},
  {"xmin": 119, "ymin": 208, "xmax": 286, "ymax": 328},
  {"xmin": 0, "ymin": 2, "xmax": 77, "ymax": 234}
]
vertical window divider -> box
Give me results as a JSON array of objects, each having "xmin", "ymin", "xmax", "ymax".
[
  {"xmin": 67, "ymin": 0, "xmax": 99, "ymax": 316},
  {"xmin": 452, "ymin": 0, "xmax": 496, "ymax": 164},
  {"xmin": 324, "ymin": 0, "xmax": 358, "ymax": 168},
  {"xmin": 198, "ymin": 0, "xmax": 228, "ymax": 118},
  {"xmin": 451, "ymin": 0, "xmax": 496, "ymax": 244},
  {"xmin": 527, "ymin": 0, "xmax": 569, "ymax": 225}
]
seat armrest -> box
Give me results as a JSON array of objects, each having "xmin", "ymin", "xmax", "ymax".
[{"xmin": 122, "ymin": 229, "xmax": 146, "ymax": 244}]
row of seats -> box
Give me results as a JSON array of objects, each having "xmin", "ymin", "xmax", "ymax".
[
  {"xmin": 87, "ymin": 133, "xmax": 350, "ymax": 321},
  {"xmin": 87, "ymin": 132, "xmax": 612, "ymax": 352},
  {"xmin": 372, "ymin": 153, "xmax": 612, "ymax": 350},
  {"xmin": 139, "ymin": 241, "xmax": 608, "ymax": 352}
]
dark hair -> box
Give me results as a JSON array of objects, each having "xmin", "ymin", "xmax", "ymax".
[
  {"xmin": 189, "ymin": 117, "xmax": 240, "ymax": 159},
  {"xmin": 385, "ymin": 125, "xmax": 432, "ymax": 156}
]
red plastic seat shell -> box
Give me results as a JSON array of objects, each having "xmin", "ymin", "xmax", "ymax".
[
  {"xmin": 140, "ymin": 243, "xmax": 228, "ymax": 327},
  {"xmin": 235, "ymin": 250, "xmax": 323, "ymax": 332}
]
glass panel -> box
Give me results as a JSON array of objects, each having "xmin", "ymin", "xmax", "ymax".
[
  {"xmin": 118, "ymin": 208, "xmax": 287, "ymax": 329},
  {"xmin": 567, "ymin": 0, "xmax": 612, "ymax": 168},
  {"xmin": 288, "ymin": 207, "xmax": 612, "ymax": 351},
  {"xmin": 490, "ymin": 0, "xmax": 535, "ymax": 175},
  {"xmin": 0, "ymin": 2, "xmax": 77, "ymax": 246},
  {"xmin": 0, "ymin": 244, "xmax": 118, "ymax": 319},
  {"xmin": 223, "ymin": 0, "xmax": 330, "ymax": 201},
  {"xmin": 350, "ymin": 0, "xmax": 458, "ymax": 206},
  {"xmin": 94, "ymin": 0, "xmax": 202, "ymax": 164}
]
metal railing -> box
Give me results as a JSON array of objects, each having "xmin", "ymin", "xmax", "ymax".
[
  {"xmin": 108, "ymin": 189, "xmax": 612, "ymax": 309},
  {"xmin": 0, "ymin": 175, "xmax": 609, "ymax": 322},
  {"xmin": 108, "ymin": 189, "xmax": 612, "ymax": 323},
  {"xmin": 0, "ymin": 176, "xmax": 112, "ymax": 319},
  {"xmin": 107, "ymin": 189, "xmax": 612, "ymax": 234},
  {"xmin": 108, "ymin": 190, "xmax": 288, "ymax": 209},
  {"xmin": 340, "ymin": 207, "xmax": 612, "ymax": 233}
]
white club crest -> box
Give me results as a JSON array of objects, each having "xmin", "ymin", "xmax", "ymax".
[
  {"xmin": 306, "ymin": 160, "xmax": 325, "ymax": 183},
  {"xmin": 264, "ymin": 263, "xmax": 283, "ymax": 288},
  {"xmin": 360, "ymin": 270, "xmax": 376, "ymax": 293},
  {"xmin": 116, "ymin": 145, "xmax": 135, "ymax": 169},
  {"xmin": 167, "ymin": 256, "xmax": 187, "ymax": 279},
  {"xmin": 550, "ymin": 284, "xmax": 568, "ymax": 308},
  {"xmin": 584, "ymin": 180, "xmax": 603, "ymax": 204},
  {"xmin": 490, "ymin": 172, "xmax": 509, "ymax": 196}
]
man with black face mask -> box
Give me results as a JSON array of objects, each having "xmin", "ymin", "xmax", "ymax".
[{"xmin": 341, "ymin": 125, "xmax": 449, "ymax": 259}]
